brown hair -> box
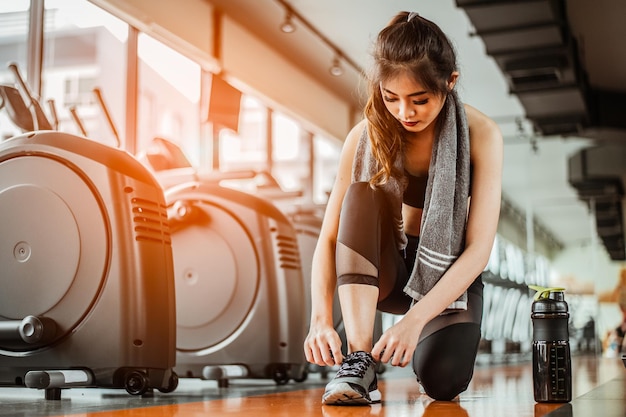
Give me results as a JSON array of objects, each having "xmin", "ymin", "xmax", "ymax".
[{"xmin": 363, "ymin": 11, "xmax": 458, "ymax": 186}]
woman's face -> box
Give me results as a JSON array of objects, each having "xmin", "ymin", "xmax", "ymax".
[{"xmin": 380, "ymin": 71, "xmax": 457, "ymax": 135}]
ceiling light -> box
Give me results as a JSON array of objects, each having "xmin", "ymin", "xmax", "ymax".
[
  {"xmin": 329, "ymin": 57, "xmax": 343, "ymax": 76},
  {"xmin": 280, "ymin": 11, "xmax": 296, "ymax": 33}
]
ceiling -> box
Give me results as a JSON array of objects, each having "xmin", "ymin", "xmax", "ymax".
[{"xmin": 205, "ymin": 0, "xmax": 626, "ymax": 259}]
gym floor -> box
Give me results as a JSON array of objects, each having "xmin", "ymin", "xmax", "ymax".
[{"xmin": 0, "ymin": 354, "xmax": 624, "ymax": 417}]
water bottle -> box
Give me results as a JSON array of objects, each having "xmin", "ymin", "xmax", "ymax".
[{"xmin": 530, "ymin": 286, "xmax": 572, "ymax": 403}]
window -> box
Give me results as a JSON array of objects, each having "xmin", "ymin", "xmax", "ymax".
[
  {"xmin": 271, "ymin": 111, "xmax": 308, "ymax": 194},
  {"xmin": 219, "ymin": 95, "xmax": 267, "ymax": 173},
  {"xmin": 313, "ymin": 134, "xmax": 341, "ymax": 204},
  {"xmin": 220, "ymin": 96, "xmax": 342, "ymax": 205},
  {"xmin": 6, "ymin": 0, "xmax": 342, "ymax": 210},
  {"xmin": 42, "ymin": 0, "xmax": 128, "ymax": 146},
  {"xmin": 0, "ymin": 0, "xmax": 30, "ymax": 139},
  {"xmin": 137, "ymin": 33, "xmax": 201, "ymax": 161}
]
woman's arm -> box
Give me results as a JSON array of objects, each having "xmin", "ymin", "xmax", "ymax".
[
  {"xmin": 304, "ymin": 119, "xmax": 366, "ymax": 366},
  {"xmin": 372, "ymin": 104, "xmax": 503, "ymax": 366}
]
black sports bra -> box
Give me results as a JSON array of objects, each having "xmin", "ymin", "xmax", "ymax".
[
  {"xmin": 403, "ymin": 169, "xmax": 473, "ymax": 209},
  {"xmin": 403, "ymin": 172, "xmax": 428, "ymax": 209}
]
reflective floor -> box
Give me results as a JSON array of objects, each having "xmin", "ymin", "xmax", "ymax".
[{"xmin": 0, "ymin": 354, "xmax": 624, "ymax": 417}]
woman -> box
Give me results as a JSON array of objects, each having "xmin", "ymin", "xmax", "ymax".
[{"xmin": 303, "ymin": 11, "xmax": 503, "ymax": 405}]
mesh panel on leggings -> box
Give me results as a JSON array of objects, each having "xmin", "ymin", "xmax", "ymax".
[{"xmin": 336, "ymin": 242, "xmax": 379, "ymax": 286}]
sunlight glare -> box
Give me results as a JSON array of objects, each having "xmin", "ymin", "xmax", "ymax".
[
  {"xmin": 45, "ymin": 0, "xmax": 128, "ymax": 42},
  {"xmin": 138, "ymin": 34, "xmax": 200, "ymax": 103}
]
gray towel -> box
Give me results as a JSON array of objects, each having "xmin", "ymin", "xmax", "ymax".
[
  {"xmin": 352, "ymin": 91, "xmax": 470, "ymax": 311},
  {"xmin": 404, "ymin": 91, "xmax": 470, "ymax": 310}
]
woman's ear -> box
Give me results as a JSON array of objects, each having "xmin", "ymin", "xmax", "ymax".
[{"xmin": 447, "ymin": 71, "xmax": 459, "ymax": 91}]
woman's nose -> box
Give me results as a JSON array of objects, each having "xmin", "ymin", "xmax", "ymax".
[{"xmin": 399, "ymin": 102, "xmax": 415, "ymax": 120}]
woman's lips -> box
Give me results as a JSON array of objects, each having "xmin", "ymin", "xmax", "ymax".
[{"xmin": 402, "ymin": 120, "xmax": 418, "ymax": 127}]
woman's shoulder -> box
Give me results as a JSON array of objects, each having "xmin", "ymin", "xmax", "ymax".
[
  {"xmin": 463, "ymin": 103, "xmax": 503, "ymax": 147},
  {"xmin": 463, "ymin": 103, "xmax": 499, "ymax": 134},
  {"xmin": 347, "ymin": 119, "xmax": 368, "ymax": 141},
  {"xmin": 463, "ymin": 103, "xmax": 503, "ymax": 167},
  {"xmin": 341, "ymin": 119, "xmax": 368, "ymax": 152}
]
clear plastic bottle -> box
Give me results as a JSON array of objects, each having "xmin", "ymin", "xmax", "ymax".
[{"xmin": 531, "ymin": 289, "xmax": 572, "ymax": 403}]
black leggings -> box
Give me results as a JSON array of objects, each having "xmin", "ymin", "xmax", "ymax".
[{"xmin": 336, "ymin": 182, "xmax": 483, "ymax": 400}]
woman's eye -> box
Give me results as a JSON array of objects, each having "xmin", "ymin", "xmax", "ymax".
[
  {"xmin": 414, "ymin": 99, "xmax": 429, "ymax": 105},
  {"xmin": 383, "ymin": 96, "xmax": 397, "ymax": 102}
]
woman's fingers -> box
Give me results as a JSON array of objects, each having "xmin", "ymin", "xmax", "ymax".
[
  {"xmin": 304, "ymin": 329, "xmax": 342, "ymax": 366},
  {"xmin": 372, "ymin": 330, "xmax": 416, "ymax": 367},
  {"xmin": 372, "ymin": 338, "xmax": 393, "ymax": 363},
  {"xmin": 391, "ymin": 348, "xmax": 413, "ymax": 367},
  {"xmin": 317, "ymin": 342, "xmax": 336, "ymax": 366},
  {"xmin": 328, "ymin": 343, "xmax": 344, "ymax": 365},
  {"xmin": 375, "ymin": 345, "xmax": 412, "ymax": 367}
]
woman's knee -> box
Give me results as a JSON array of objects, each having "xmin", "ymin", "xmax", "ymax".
[
  {"xmin": 338, "ymin": 182, "xmax": 388, "ymax": 260},
  {"xmin": 341, "ymin": 182, "xmax": 387, "ymax": 214},
  {"xmin": 419, "ymin": 368, "xmax": 473, "ymax": 401},
  {"xmin": 412, "ymin": 322, "xmax": 481, "ymax": 401}
]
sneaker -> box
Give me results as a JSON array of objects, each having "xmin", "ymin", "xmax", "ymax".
[{"xmin": 322, "ymin": 351, "xmax": 380, "ymax": 405}]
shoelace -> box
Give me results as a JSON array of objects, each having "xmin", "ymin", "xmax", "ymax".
[{"xmin": 335, "ymin": 351, "xmax": 374, "ymax": 378}]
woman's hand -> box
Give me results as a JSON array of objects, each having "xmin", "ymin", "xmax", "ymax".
[
  {"xmin": 304, "ymin": 323, "xmax": 344, "ymax": 367},
  {"xmin": 371, "ymin": 317, "xmax": 423, "ymax": 367}
]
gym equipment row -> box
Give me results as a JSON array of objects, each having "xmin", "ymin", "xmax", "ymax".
[
  {"xmin": 479, "ymin": 235, "xmax": 555, "ymax": 362},
  {"xmin": 0, "ymin": 63, "xmax": 362, "ymax": 398},
  {"xmin": 481, "ymin": 284, "xmax": 532, "ymax": 345},
  {"xmin": 485, "ymin": 235, "xmax": 551, "ymax": 288}
]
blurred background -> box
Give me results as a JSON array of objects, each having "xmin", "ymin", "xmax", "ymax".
[{"xmin": 1, "ymin": 0, "xmax": 625, "ymax": 363}]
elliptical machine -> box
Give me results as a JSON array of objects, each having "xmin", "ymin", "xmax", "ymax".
[
  {"xmin": 139, "ymin": 137, "xmax": 309, "ymax": 386},
  {"xmin": 0, "ymin": 65, "xmax": 178, "ymax": 399},
  {"xmin": 0, "ymin": 131, "xmax": 178, "ymax": 398}
]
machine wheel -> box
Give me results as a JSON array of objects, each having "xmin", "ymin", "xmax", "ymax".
[
  {"xmin": 158, "ymin": 372, "xmax": 179, "ymax": 393},
  {"xmin": 293, "ymin": 368, "xmax": 308, "ymax": 383},
  {"xmin": 271, "ymin": 365, "xmax": 290, "ymax": 385},
  {"xmin": 124, "ymin": 370, "xmax": 150, "ymax": 395}
]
